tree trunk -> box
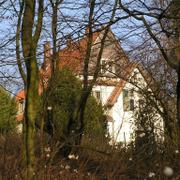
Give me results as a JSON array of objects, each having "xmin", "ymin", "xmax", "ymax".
[
  {"xmin": 177, "ymin": 68, "xmax": 180, "ymax": 130},
  {"xmin": 52, "ymin": 3, "xmax": 58, "ymax": 73},
  {"xmin": 73, "ymin": 91, "xmax": 89, "ymax": 145},
  {"xmin": 24, "ymin": 50, "xmax": 39, "ymax": 179},
  {"xmin": 20, "ymin": 0, "xmax": 44, "ymax": 178}
]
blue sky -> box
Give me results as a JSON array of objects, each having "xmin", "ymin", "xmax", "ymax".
[{"xmin": 0, "ymin": 0, "xmax": 166, "ymax": 95}]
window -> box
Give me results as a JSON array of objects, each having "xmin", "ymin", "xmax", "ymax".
[
  {"xmin": 108, "ymin": 63, "xmax": 113, "ymax": 72},
  {"xmin": 129, "ymin": 89, "xmax": 134, "ymax": 97},
  {"xmin": 131, "ymin": 71, "xmax": 138, "ymax": 84},
  {"xmin": 138, "ymin": 99, "xmax": 145, "ymax": 108},
  {"xmin": 101, "ymin": 59, "xmax": 115, "ymax": 74},
  {"xmin": 123, "ymin": 89, "xmax": 135, "ymax": 111},
  {"xmin": 101, "ymin": 60, "xmax": 107, "ymax": 74},
  {"xmin": 123, "ymin": 90, "xmax": 129, "ymax": 111},
  {"xmin": 129, "ymin": 99, "xmax": 135, "ymax": 111},
  {"xmin": 94, "ymin": 91, "xmax": 101, "ymax": 101}
]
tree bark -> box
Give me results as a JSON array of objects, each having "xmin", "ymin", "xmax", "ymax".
[
  {"xmin": 20, "ymin": 0, "xmax": 44, "ymax": 179},
  {"xmin": 177, "ymin": 68, "xmax": 180, "ymax": 129},
  {"xmin": 24, "ymin": 51, "xmax": 39, "ymax": 179}
]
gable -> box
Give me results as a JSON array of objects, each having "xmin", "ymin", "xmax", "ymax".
[
  {"xmin": 89, "ymin": 30, "xmax": 129, "ymax": 75},
  {"xmin": 105, "ymin": 62, "xmax": 163, "ymax": 108},
  {"xmin": 106, "ymin": 63, "xmax": 137, "ymax": 107},
  {"xmin": 42, "ymin": 29, "xmax": 130, "ymax": 77}
]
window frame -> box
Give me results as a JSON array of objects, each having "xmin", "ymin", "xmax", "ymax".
[
  {"xmin": 123, "ymin": 89, "xmax": 135, "ymax": 112},
  {"xmin": 101, "ymin": 58, "xmax": 115, "ymax": 74}
]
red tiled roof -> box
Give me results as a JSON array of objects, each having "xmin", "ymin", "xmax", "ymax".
[
  {"xmin": 16, "ymin": 90, "xmax": 25, "ymax": 122},
  {"xmin": 16, "ymin": 31, "xmax": 138, "ymax": 120},
  {"xmin": 16, "ymin": 90, "xmax": 25, "ymax": 101},
  {"xmin": 58, "ymin": 31, "xmax": 100, "ymax": 72},
  {"xmin": 15, "ymin": 31, "xmax": 101, "ymax": 121},
  {"xmin": 106, "ymin": 63, "xmax": 137, "ymax": 107},
  {"xmin": 106, "ymin": 80, "xmax": 126, "ymax": 107}
]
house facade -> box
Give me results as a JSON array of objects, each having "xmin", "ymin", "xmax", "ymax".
[{"xmin": 16, "ymin": 29, "xmax": 164, "ymax": 143}]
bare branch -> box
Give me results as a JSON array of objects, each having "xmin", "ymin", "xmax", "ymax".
[{"xmin": 16, "ymin": 0, "xmax": 27, "ymax": 85}]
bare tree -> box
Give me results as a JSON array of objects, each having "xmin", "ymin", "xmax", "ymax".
[
  {"xmin": 61, "ymin": 0, "xmax": 119, "ymax": 150},
  {"xmin": 49, "ymin": 0, "xmax": 63, "ymax": 72},
  {"xmin": 117, "ymin": 0, "xmax": 180, "ymax": 139},
  {"xmin": 16, "ymin": 0, "xmax": 44, "ymax": 178},
  {"xmin": 32, "ymin": 0, "xmax": 121, "ymax": 155}
]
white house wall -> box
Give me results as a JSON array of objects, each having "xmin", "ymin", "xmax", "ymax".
[
  {"xmin": 83, "ymin": 67, "xmax": 163, "ymax": 144},
  {"xmin": 106, "ymin": 68, "xmax": 142, "ymax": 143},
  {"xmin": 108, "ymin": 93, "xmax": 134, "ymax": 144},
  {"xmin": 108, "ymin": 84, "xmax": 134, "ymax": 144},
  {"xmin": 92, "ymin": 85, "xmax": 115, "ymax": 105},
  {"xmin": 105, "ymin": 68, "xmax": 164, "ymax": 144}
]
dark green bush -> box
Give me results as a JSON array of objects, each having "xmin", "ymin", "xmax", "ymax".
[
  {"xmin": 43, "ymin": 69, "xmax": 107, "ymax": 142},
  {"xmin": 0, "ymin": 87, "xmax": 17, "ymax": 134}
]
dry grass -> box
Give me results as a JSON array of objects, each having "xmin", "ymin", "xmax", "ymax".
[{"xmin": 0, "ymin": 133, "xmax": 180, "ymax": 180}]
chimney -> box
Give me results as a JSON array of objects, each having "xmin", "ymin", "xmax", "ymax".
[
  {"xmin": 43, "ymin": 41, "xmax": 52, "ymax": 71},
  {"xmin": 44, "ymin": 41, "xmax": 51, "ymax": 62}
]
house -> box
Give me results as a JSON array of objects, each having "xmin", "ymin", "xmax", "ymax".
[{"xmin": 16, "ymin": 28, "xmax": 164, "ymax": 143}]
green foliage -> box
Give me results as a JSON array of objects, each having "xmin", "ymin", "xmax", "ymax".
[
  {"xmin": 84, "ymin": 96, "xmax": 107, "ymax": 136},
  {"xmin": 133, "ymin": 98, "xmax": 162, "ymax": 145},
  {"xmin": 131, "ymin": 97, "xmax": 163, "ymax": 168},
  {"xmin": 45, "ymin": 69, "xmax": 107, "ymax": 140},
  {"xmin": 0, "ymin": 87, "xmax": 17, "ymax": 134}
]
